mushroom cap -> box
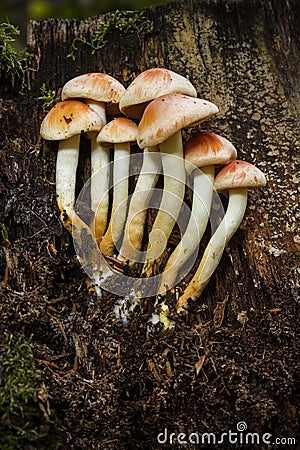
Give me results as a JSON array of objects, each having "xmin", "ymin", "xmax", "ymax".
[
  {"xmin": 119, "ymin": 68, "xmax": 197, "ymax": 119},
  {"xmin": 137, "ymin": 93, "xmax": 219, "ymax": 149},
  {"xmin": 40, "ymin": 100, "xmax": 103, "ymax": 140},
  {"xmin": 214, "ymin": 160, "xmax": 267, "ymax": 191},
  {"xmin": 97, "ymin": 117, "xmax": 138, "ymax": 144},
  {"xmin": 61, "ymin": 72, "xmax": 125, "ymax": 104},
  {"xmin": 184, "ymin": 131, "xmax": 237, "ymax": 168}
]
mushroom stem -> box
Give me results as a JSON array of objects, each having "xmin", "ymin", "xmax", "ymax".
[
  {"xmin": 86, "ymin": 100, "xmax": 110, "ymax": 245},
  {"xmin": 176, "ymin": 187, "xmax": 248, "ymax": 311},
  {"xmin": 56, "ymin": 134, "xmax": 81, "ymax": 232},
  {"xmin": 100, "ymin": 143, "xmax": 131, "ymax": 256},
  {"xmin": 159, "ymin": 165, "xmax": 215, "ymax": 293},
  {"xmin": 143, "ymin": 131, "xmax": 186, "ymax": 276},
  {"xmin": 118, "ymin": 146, "xmax": 160, "ymax": 262},
  {"xmin": 55, "ymin": 136, "xmax": 105, "ymax": 282}
]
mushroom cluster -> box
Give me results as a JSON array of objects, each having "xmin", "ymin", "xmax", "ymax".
[{"xmin": 40, "ymin": 68, "xmax": 266, "ymax": 316}]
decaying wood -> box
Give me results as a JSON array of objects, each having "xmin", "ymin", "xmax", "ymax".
[{"xmin": 0, "ymin": 0, "xmax": 299, "ymax": 448}]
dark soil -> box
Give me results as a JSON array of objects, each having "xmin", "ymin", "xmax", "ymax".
[{"xmin": 0, "ymin": 139, "xmax": 298, "ymax": 449}]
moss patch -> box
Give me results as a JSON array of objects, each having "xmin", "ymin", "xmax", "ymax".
[
  {"xmin": 0, "ymin": 334, "xmax": 53, "ymax": 450},
  {"xmin": 68, "ymin": 10, "xmax": 152, "ymax": 60},
  {"xmin": 0, "ymin": 22, "xmax": 33, "ymax": 93}
]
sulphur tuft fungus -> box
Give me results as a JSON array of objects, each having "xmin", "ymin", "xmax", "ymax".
[
  {"xmin": 41, "ymin": 68, "xmax": 268, "ymax": 321},
  {"xmin": 159, "ymin": 131, "xmax": 237, "ymax": 294},
  {"xmin": 137, "ymin": 93, "xmax": 219, "ymax": 277},
  {"xmin": 176, "ymin": 159, "xmax": 266, "ymax": 312},
  {"xmin": 117, "ymin": 68, "xmax": 197, "ymax": 264},
  {"xmin": 96, "ymin": 117, "xmax": 138, "ymax": 256},
  {"xmin": 117, "ymin": 146, "xmax": 161, "ymax": 263},
  {"xmin": 61, "ymin": 72, "xmax": 125, "ymax": 244},
  {"xmin": 40, "ymin": 99, "xmax": 103, "ymax": 233}
]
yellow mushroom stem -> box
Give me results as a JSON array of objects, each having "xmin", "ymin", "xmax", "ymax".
[
  {"xmin": 56, "ymin": 134, "xmax": 81, "ymax": 232},
  {"xmin": 100, "ymin": 143, "xmax": 131, "ymax": 256},
  {"xmin": 143, "ymin": 131, "xmax": 186, "ymax": 277},
  {"xmin": 159, "ymin": 165, "xmax": 215, "ymax": 294},
  {"xmin": 176, "ymin": 187, "xmax": 248, "ymax": 312},
  {"xmin": 55, "ymin": 135, "xmax": 105, "ymax": 287},
  {"xmin": 86, "ymin": 100, "xmax": 110, "ymax": 245},
  {"xmin": 118, "ymin": 146, "xmax": 160, "ymax": 263}
]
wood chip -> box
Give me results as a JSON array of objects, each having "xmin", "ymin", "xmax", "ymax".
[
  {"xmin": 195, "ymin": 354, "xmax": 206, "ymax": 376},
  {"xmin": 213, "ymin": 294, "xmax": 229, "ymax": 329}
]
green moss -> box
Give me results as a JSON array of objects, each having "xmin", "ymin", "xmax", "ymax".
[
  {"xmin": 68, "ymin": 9, "xmax": 152, "ymax": 60},
  {"xmin": 38, "ymin": 83, "xmax": 60, "ymax": 112},
  {"xmin": 1, "ymin": 223, "xmax": 9, "ymax": 242},
  {"xmin": 0, "ymin": 22, "xmax": 32, "ymax": 93},
  {"xmin": 0, "ymin": 334, "xmax": 53, "ymax": 450}
]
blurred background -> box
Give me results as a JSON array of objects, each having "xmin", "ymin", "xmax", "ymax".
[{"xmin": 0, "ymin": 0, "xmax": 170, "ymax": 46}]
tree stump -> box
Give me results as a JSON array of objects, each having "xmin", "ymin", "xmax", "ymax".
[{"xmin": 0, "ymin": 1, "xmax": 299, "ymax": 448}]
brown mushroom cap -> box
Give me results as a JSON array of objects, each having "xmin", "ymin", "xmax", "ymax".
[
  {"xmin": 61, "ymin": 72, "xmax": 125, "ymax": 104},
  {"xmin": 137, "ymin": 93, "xmax": 219, "ymax": 149},
  {"xmin": 184, "ymin": 131, "xmax": 237, "ymax": 168},
  {"xmin": 97, "ymin": 117, "xmax": 138, "ymax": 145},
  {"xmin": 40, "ymin": 100, "xmax": 103, "ymax": 141},
  {"xmin": 119, "ymin": 68, "xmax": 197, "ymax": 119},
  {"xmin": 214, "ymin": 160, "xmax": 267, "ymax": 191}
]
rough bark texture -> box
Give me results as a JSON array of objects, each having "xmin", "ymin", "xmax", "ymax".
[{"xmin": 0, "ymin": 0, "xmax": 299, "ymax": 449}]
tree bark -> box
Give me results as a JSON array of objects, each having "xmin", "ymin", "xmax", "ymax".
[{"xmin": 0, "ymin": 1, "xmax": 299, "ymax": 449}]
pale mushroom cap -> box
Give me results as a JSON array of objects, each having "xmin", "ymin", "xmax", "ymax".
[
  {"xmin": 97, "ymin": 117, "xmax": 138, "ymax": 144},
  {"xmin": 61, "ymin": 72, "xmax": 125, "ymax": 104},
  {"xmin": 137, "ymin": 93, "xmax": 219, "ymax": 148},
  {"xmin": 119, "ymin": 68, "xmax": 197, "ymax": 119},
  {"xmin": 214, "ymin": 160, "xmax": 267, "ymax": 191},
  {"xmin": 184, "ymin": 131, "xmax": 237, "ymax": 167},
  {"xmin": 40, "ymin": 100, "xmax": 103, "ymax": 140}
]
